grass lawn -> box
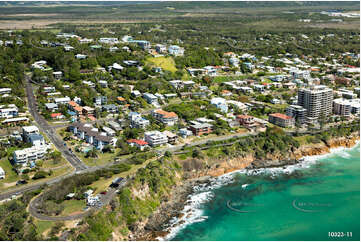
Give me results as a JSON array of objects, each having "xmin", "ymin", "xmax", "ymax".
[
  {"xmin": 61, "ymin": 199, "xmax": 86, "ymax": 215},
  {"xmin": 35, "ymin": 220, "xmax": 56, "ymax": 236},
  {"xmin": 0, "ymin": 158, "xmax": 18, "ymax": 188},
  {"xmin": 41, "ymin": 156, "xmax": 67, "ymax": 169},
  {"xmin": 79, "ymin": 151, "xmax": 117, "ymax": 167},
  {"xmin": 146, "ymin": 56, "xmax": 177, "ymax": 73},
  {"xmin": 0, "ymin": 165, "xmax": 73, "ymax": 192}
]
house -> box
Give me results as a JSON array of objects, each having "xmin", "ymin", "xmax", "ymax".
[
  {"xmin": 51, "ymin": 113, "xmax": 64, "ymax": 119},
  {"xmin": 102, "ymin": 126, "xmax": 116, "ymax": 137},
  {"xmin": 2, "ymin": 117, "xmax": 29, "ymax": 126},
  {"xmin": 98, "ymin": 80, "xmax": 108, "ymax": 88},
  {"xmin": 144, "ymin": 131, "xmax": 168, "ymax": 147},
  {"xmin": 168, "ymin": 45, "xmax": 184, "ymax": 56},
  {"xmin": 53, "ymin": 71, "xmax": 63, "ymax": 79},
  {"xmin": 229, "ymin": 57, "xmax": 240, "ymax": 67},
  {"xmin": 252, "ymin": 84, "xmax": 265, "ymax": 92},
  {"xmin": 151, "ymin": 109, "xmax": 178, "ymax": 126},
  {"xmin": 79, "ymin": 38, "xmax": 93, "ymax": 44},
  {"xmin": 94, "ymin": 96, "xmax": 107, "ymax": 106},
  {"xmin": 268, "ymin": 113, "xmax": 294, "ymax": 128},
  {"xmin": 108, "ymin": 121, "xmax": 122, "ymax": 131},
  {"xmin": 221, "ymin": 90, "xmax": 232, "ymax": 97},
  {"xmin": 210, "ymin": 97, "xmax": 228, "ymax": 113},
  {"xmin": 99, "ymin": 37, "xmax": 119, "ymax": 45},
  {"xmin": 155, "ymin": 44, "xmax": 167, "ymax": 53},
  {"xmin": 131, "ymin": 90, "xmax": 141, "ymax": 97},
  {"xmin": 271, "ymin": 98, "xmax": 281, "ymax": 104},
  {"xmin": 102, "ymin": 104, "xmax": 118, "ymax": 113},
  {"xmin": 283, "ymin": 82, "xmax": 297, "ymax": 89},
  {"xmin": 123, "ymin": 60, "xmax": 139, "ymax": 66},
  {"xmin": 0, "ymin": 104, "xmax": 18, "ymax": 118},
  {"xmin": 127, "ymin": 139, "xmax": 149, "ymax": 150},
  {"xmin": 129, "ymin": 112, "xmax": 149, "ymax": 129},
  {"xmin": 43, "ymin": 87, "xmax": 56, "ymax": 93},
  {"xmin": 82, "ymin": 106, "xmax": 95, "ymax": 116},
  {"xmin": 162, "ymin": 131, "xmax": 178, "ymax": 144},
  {"xmin": 236, "ymin": 115, "xmax": 255, "ymax": 127},
  {"xmin": 203, "ymin": 66, "xmax": 217, "ymax": 76},
  {"xmin": 189, "ymin": 122, "xmax": 213, "ymax": 136},
  {"xmin": 143, "ymin": 93, "xmax": 158, "ymax": 105},
  {"xmin": 0, "ymin": 166, "xmax": 5, "ymax": 179},
  {"xmin": 45, "ymin": 103, "xmax": 58, "ymax": 111},
  {"xmin": 116, "ymin": 97, "xmax": 127, "ymax": 105},
  {"xmin": 64, "ymin": 45, "xmax": 74, "ymax": 51},
  {"xmin": 28, "ymin": 133, "xmax": 46, "ymax": 147},
  {"xmin": 82, "ymin": 80, "xmax": 95, "ymax": 88},
  {"xmin": 22, "ymin": 126, "xmax": 40, "ymax": 142},
  {"xmin": 109, "ymin": 46, "xmax": 119, "ymax": 52},
  {"xmin": 179, "ymin": 128, "xmax": 193, "ymax": 138},
  {"xmin": 75, "ymin": 54, "xmax": 87, "ymax": 59},
  {"xmin": 239, "ymin": 87, "xmax": 253, "ymax": 94},
  {"xmin": 0, "ymin": 88, "xmax": 11, "ymax": 95},
  {"xmin": 43, "ymin": 86, "xmax": 56, "ymax": 93},
  {"xmin": 54, "ymin": 96, "xmax": 71, "ymax": 105},
  {"xmin": 169, "ymin": 80, "xmax": 184, "ymax": 89}
]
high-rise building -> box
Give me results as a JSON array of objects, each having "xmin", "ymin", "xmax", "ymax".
[{"xmin": 297, "ymin": 85, "xmax": 333, "ymax": 119}]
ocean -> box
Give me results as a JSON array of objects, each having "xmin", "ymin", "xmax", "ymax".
[{"xmin": 165, "ymin": 143, "xmax": 360, "ymax": 241}]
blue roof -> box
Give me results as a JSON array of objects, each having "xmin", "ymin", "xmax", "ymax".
[
  {"xmin": 67, "ymin": 110, "xmax": 76, "ymax": 116},
  {"xmin": 28, "ymin": 133, "xmax": 44, "ymax": 142}
]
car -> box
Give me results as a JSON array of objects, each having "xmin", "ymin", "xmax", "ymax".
[{"xmin": 100, "ymin": 191, "xmax": 107, "ymax": 195}]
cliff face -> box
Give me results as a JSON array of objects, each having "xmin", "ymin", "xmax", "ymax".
[
  {"xmin": 126, "ymin": 134, "xmax": 359, "ymax": 241},
  {"xmin": 186, "ymin": 134, "xmax": 360, "ymax": 177}
]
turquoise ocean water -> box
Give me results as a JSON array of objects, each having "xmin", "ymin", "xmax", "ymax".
[{"xmin": 168, "ymin": 143, "xmax": 360, "ymax": 241}]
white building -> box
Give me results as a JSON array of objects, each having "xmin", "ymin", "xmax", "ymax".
[
  {"xmin": 0, "ymin": 166, "xmax": 5, "ymax": 179},
  {"xmin": 0, "ymin": 88, "xmax": 11, "ymax": 95},
  {"xmin": 144, "ymin": 131, "xmax": 168, "ymax": 147},
  {"xmin": 99, "ymin": 38, "xmax": 119, "ymax": 45},
  {"xmin": 298, "ymin": 85, "xmax": 333, "ymax": 119},
  {"xmin": 13, "ymin": 146, "xmax": 48, "ymax": 166},
  {"xmin": 0, "ymin": 104, "xmax": 18, "ymax": 118},
  {"xmin": 54, "ymin": 96, "xmax": 71, "ymax": 105},
  {"xmin": 22, "ymin": 125, "xmax": 40, "ymax": 142},
  {"xmin": 333, "ymin": 98, "xmax": 360, "ymax": 117},
  {"xmin": 129, "ymin": 112, "xmax": 149, "ymax": 129}
]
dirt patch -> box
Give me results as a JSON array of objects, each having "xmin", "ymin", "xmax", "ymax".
[
  {"xmin": 3, "ymin": 13, "xmax": 61, "ymax": 17},
  {"xmin": 0, "ymin": 19, "xmax": 158, "ymax": 30},
  {"xmin": 308, "ymin": 21, "xmax": 360, "ymax": 30}
]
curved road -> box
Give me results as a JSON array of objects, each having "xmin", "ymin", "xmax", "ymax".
[{"xmin": 29, "ymin": 182, "xmax": 125, "ymax": 221}]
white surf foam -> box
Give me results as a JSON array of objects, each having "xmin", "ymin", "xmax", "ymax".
[{"xmin": 159, "ymin": 141, "xmax": 360, "ymax": 240}]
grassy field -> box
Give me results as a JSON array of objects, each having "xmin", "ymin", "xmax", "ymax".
[
  {"xmin": 0, "ymin": 158, "xmax": 18, "ymax": 188},
  {"xmin": 61, "ymin": 199, "xmax": 86, "ymax": 215},
  {"xmin": 146, "ymin": 56, "xmax": 177, "ymax": 73},
  {"xmin": 35, "ymin": 220, "xmax": 56, "ymax": 236}
]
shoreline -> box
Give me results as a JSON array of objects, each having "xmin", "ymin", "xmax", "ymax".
[{"xmin": 133, "ymin": 135, "xmax": 360, "ymax": 241}]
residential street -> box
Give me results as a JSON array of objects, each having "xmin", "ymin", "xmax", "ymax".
[{"xmin": 26, "ymin": 75, "xmax": 88, "ymax": 171}]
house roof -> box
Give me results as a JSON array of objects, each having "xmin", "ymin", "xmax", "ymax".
[
  {"xmin": 237, "ymin": 115, "xmax": 253, "ymax": 119},
  {"xmin": 74, "ymin": 106, "xmax": 83, "ymax": 112},
  {"xmin": 153, "ymin": 109, "xmax": 178, "ymax": 118},
  {"xmin": 127, "ymin": 139, "xmax": 148, "ymax": 146},
  {"xmin": 51, "ymin": 113, "xmax": 62, "ymax": 118},
  {"xmin": 269, "ymin": 113, "xmax": 292, "ymax": 120},
  {"xmin": 68, "ymin": 101, "xmax": 78, "ymax": 107}
]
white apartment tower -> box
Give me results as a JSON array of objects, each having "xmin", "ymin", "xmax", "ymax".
[{"xmin": 297, "ymin": 85, "xmax": 333, "ymax": 119}]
